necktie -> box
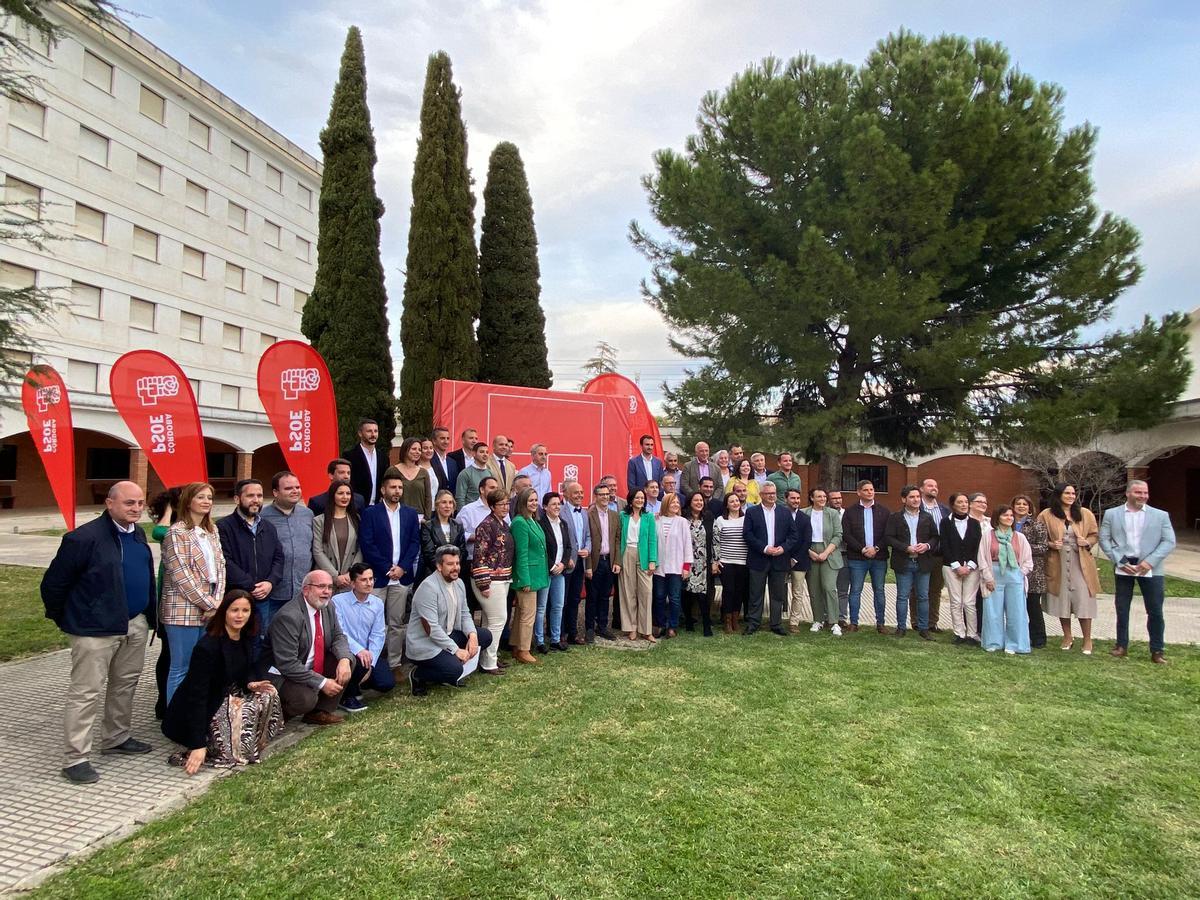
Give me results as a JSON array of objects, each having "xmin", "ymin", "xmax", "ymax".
[
  {"xmin": 499, "ymin": 459, "xmax": 506, "ymax": 479},
  {"xmin": 312, "ymin": 609, "xmax": 325, "ymax": 675}
]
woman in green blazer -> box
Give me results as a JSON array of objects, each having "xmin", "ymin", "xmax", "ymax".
[
  {"xmin": 510, "ymin": 487, "xmax": 550, "ymax": 664},
  {"xmin": 803, "ymin": 488, "xmax": 844, "ymax": 636},
  {"xmin": 618, "ymin": 488, "xmax": 659, "ymax": 642}
]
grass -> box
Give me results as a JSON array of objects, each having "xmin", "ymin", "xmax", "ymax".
[
  {"xmin": 31, "ymin": 630, "xmax": 1200, "ymax": 899},
  {"xmin": 1094, "ymin": 556, "xmax": 1200, "ymax": 597},
  {"xmin": 0, "ymin": 564, "xmax": 64, "ymax": 661}
]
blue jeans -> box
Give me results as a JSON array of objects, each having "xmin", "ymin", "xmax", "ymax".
[
  {"xmin": 847, "ymin": 558, "xmax": 888, "ymax": 626},
  {"xmin": 538, "ymin": 573, "xmax": 566, "ymax": 644},
  {"xmin": 164, "ymin": 623, "xmax": 204, "ymax": 704},
  {"xmin": 653, "ymin": 573, "xmax": 684, "ymax": 630},
  {"xmin": 893, "ymin": 559, "xmax": 929, "ymax": 630},
  {"xmin": 983, "ymin": 563, "xmax": 1030, "ymax": 653},
  {"xmin": 1114, "ymin": 574, "xmax": 1166, "ymax": 654}
]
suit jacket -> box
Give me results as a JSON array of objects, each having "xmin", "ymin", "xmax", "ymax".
[
  {"xmin": 311, "ymin": 513, "xmax": 363, "ymax": 577},
  {"xmin": 359, "ymin": 501, "xmax": 421, "ymax": 588},
  {"xmin": 430, "ymin": 452, "xmax": 460, "ymax": 495},
  {"xmin": 785, "ymin": 507, "xmax": 813, "ymax": 572},
  {"xmin": 160, "ymin": 523, "xmax": 227, "ymax": 627},
  {"xmin": 486, "ymin": 456, "xmax": 519, "ymax": 494},
  {"xmin": 627, "ymin": 454, "xmax": 665, "ymax": 491},
  {"xmin": 1099, "ymin": 504, "xmax": 1176, "ymax": 571},
  {"xmin": 680, "ymin": 459, "xmax": 725, "ymax": 498},
  {"xmin": 342, "ymin": 443, "xmax": 390, "ymax": 506},
  {"xmin": 884, "ymin": 509, "xmax": 940, "ymax": 573},
  {"xmin": 743, "ymin": 504, "xmax": 798, "ymax": 572},
  {"xmin": 539, "ymin": 513, "xmax": 577, "ymax": 573},
  {"xmin": 841, "ymin": 502, "xmax": 890, "ymax": 561},
  {"xmin": 264, "ymin": 595, "xmax": 351, "ymax": 690},
  {"xmin": 162, "ymin": 632, "xmax": 260, "ymax": 750},
  {"xmin": 306, "ymin": 491, "xmax": 366, "ymax": 517},
  {"xmin": 586, "ymin": 505, "xmax": 622, "ymax": 574},
  {"xmin": 800, "ymin": 506, "xmax": 843, "ymax": 570},
  {"xmin": 419, "ymin": 516, "xmax": 468, "ymax": 575}
]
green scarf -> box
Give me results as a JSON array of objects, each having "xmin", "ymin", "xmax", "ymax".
[{"xmin": 996, "ymin": 528, "xmax": 1018, "ymax": 572}]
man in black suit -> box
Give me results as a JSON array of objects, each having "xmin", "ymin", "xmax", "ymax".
[
  {"xmin": 306, "ymin": 458, "xmax": 366, "ymax": 515},
  {"xmin": 429, "ymin": 426, "xmax": 460, "ymax": 494},
  {"xmin": 910, "ymin": 477, "xmax": 951, "ymax": 632},
  {"xmin": 842, "ymin": 480, "xmax": 891, "ymax": 632},
  {"xmin": 342, "ymin": 418, "xmax": 389, "ymax": 507},
  {"xmin": 447, "ymin": 426, "xmax": 478, "ymax": 477},
  {"xmin": 743, "ymin": 482, "xmax": 797, "ymax": 636},
  {"xmin": 885, "ymin": 485, "xmax": 940, "ymax": 640}
]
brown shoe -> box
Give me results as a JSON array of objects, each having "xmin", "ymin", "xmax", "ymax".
[
  {"xmin": 876, "ymin": 625, "xmax": 887, "ymax": 635},
  {"xmin": 1151, "ymin": 651, "xmax": 1167, "ymax": 665},
  {"xmin": 1110, "ymin": 646, "xmax": 1128, "ymax": 658},
  {"xmin": 513, "ymin": 650, "xmax": 541, "ymax": 665},
  {"xmin": 302, "ymin": 711, "xmax": 345, "ymax": 726},
  {"xmin": 788, "ymin": 625, "xmax": 802, "ymax": 635}
]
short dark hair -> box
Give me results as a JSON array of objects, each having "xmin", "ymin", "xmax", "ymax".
[
  {"xmin": 900, "ymin": 484, "xmax": 920, "ymax": 499},
  {"xmin": 856, "ymin": 480, "xmax": 874, "ymax": 491},
  {"xmin": 432, "ymin": 426, "xmax": 450, "ymax": 438},
  {"xmin": 808, "ymin": 486, "xmax": 826, "ymax": 501},
  {"xmin": 357, "ymin": 418, "xmax": 377, "ymax": 429},
  {"xmin": 486, "ymin": 488, "xmax": 509, "ymax": 508},
  {"xmin": 348, "ymin": 561, "xmax": 372, "ymax": 580},
  {"xmin": 381, "ymin": 466, "xmax": 403, "ymax": 486},
  {"xmin": 640, "ymin": 434, "xmax": 653, "ymax": 444},
  {"xmin": 542, "ymin": 491, "xmax": 561, "ymax": 507},
  {"xmin": 785, "ymin": 488, "xmax": 803, "ymax": 498},
  {"xmin": 472, "ymin": 441, "xmax": 488, "ymax": 453},
  {"xmin": 434, "ymin": 544, "xmax": 461, "ymax": 565},
  {"xmin": 149, "ymin": 487, "xmax": 181, "ymax": 523},
  {"xmin": 478, "ymin": 476, "xmax": 498, "ymax": 493},
  {"xmin": 699, "ymin": 476, "xmax": 714, "ymax": 486},
  {"xmin": 206, "ymin": 589, "xmax": 259, "ymax": 638},
  {"xmin": 991, "ymin": 504, "xmax": 1015, "ymax": 528},
  {"xmin": 271, "ymin": 471, "xmax": 296, "ymax": 490},
  {"xmin": 233, "ymin": 479, "xmax": 261, "ymax": 497},
  {"xmin": 326, "ymin": 458, "xmax": 351, "ymax": 475}
]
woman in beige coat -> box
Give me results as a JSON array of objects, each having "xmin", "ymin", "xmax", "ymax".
[{"xmin": 1036, "ymin": 483, "xmax": 1100, "ymax": 655}]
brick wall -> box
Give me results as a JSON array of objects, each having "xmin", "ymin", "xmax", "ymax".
[{"xmin": 916, "ymin": 455, "xmax": 1035, "ymax": 506}]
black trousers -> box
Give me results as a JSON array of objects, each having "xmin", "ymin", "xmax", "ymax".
[
  {"xmin": 747, "ymin": 567, "xmax": 788, "ymax": 629},
  {"xmin": 563, "ymin": 553, "xmax": 586, "ymax": 641},
  {"xmin": 586, "ymin": 555, "xmax": 614, "ymax": 633},
  {"xmin": 682, "ymin": 587, "xmax": 712, "ymax": 631},
  {"xmin": 1026, "ymin": 591, "xmax": 1047, "ymax": 647},
  {"xmin": 411, "ymin": 628, "xmax": 494, "ymax": 688}
]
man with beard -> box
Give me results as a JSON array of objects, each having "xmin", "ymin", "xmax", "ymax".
[
  {"xmin": 218, "ymin": 479, "xmax": 285, "ymax": 634},
  {"xmin": 343, "ymin": 418, "xmax": 389, "ymax": 506},
  {"xmin": 406, "ymin": 546, "xmax": 491, "ymax": 695}
]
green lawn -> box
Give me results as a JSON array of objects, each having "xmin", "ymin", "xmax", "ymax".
[
  {"xmin": 32, "ymin": 631, "xmax": 1200, "ymax": 899},
  {"xmin": 0, "ymin": 564, "xmax": 63, "ymax": 661}
]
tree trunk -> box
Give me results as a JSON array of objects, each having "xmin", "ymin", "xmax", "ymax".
[{"xmin": 817, "ymin": 450, "xmax": 843, "ymax": 491}]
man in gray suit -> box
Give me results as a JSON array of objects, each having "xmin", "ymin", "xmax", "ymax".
[
  {"xmin": 680, "ymin": 441, "xmax": 724, "ymax": 498},
  {"xmin": 1099, "ymin": 480, "xmax": 1176, "ymax": 664},
  {"xmin": 265, "ymin": 570, "xmax": 353, "ymax": 723},
  {"xmin": 405, "ymin": 545, "xmax": 492, "ymax": 695}
]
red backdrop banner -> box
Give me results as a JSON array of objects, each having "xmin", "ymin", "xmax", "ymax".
[
  {"xmin": 256, "ymin": 340, "xmax": 340, "ymax": 497},
  {"xmin": 21, "ymin": 365, "xmax": 75, "ymax": 530},
  {"xmin": 110, "ymin": 350, "xmax": 207, "ymax": 488},
  {"xmin": 581, "ymin": 373, "xmax": 663, "ymax": 465},
  {"xmin": 433, "ymin": 379, "xmax": 633, "ymax": 496}
]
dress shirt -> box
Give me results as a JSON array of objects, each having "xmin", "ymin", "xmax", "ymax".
[
  {"xmin": 642, "ymin": 456, "xmax": 654, "ymax": 482},
  {"xmin": 762, "ymin": 504, "xmax": 777, "ymax": 547},
  {"xmin": 385, "ymin": 501, "xmax": 402, "ymax": 584},
  {"xmin": 361, "ymin": 444, "xmax": 378, "ymax": 506},
  {"xmin": 236, "ymin": 508, "xmax": 259, "ymax": 534},
  {"xmin": 598, "ymin": 508, "xmax": 611, "ymax": 555},
  {"xmin": 302, "ymin": 600, "xmax": 326, "ymax": 689},
  {"xmin": 458, "ymin": 498, "xmax": 491, "ymax": 559},
  {"xmin": 904, "ymin": 510, "xmax": 920, "ymax": 548},
  {"xmin": 1124, "ymin": 505, "xmax": 1149, "ymax": 572},
  {"xmin": 861, "ymin": 503, "xmax": 875, "ymax": 548},
  {"xmin": 331, "ymin": 589, "xmax": 385, "ymax": 665},
  {"xmin": 645, "ymin": 500, "xmax": 661, "ymax": 515},
  {"xmin": 546, "ymin": 517, "xmax": 566, "ymax": 566},
  {"xmin": 922, "ymin": 500, "xmax": 943, "ymax": 527},
  {"xmin": 753, "ymin": 471, "xmax": 769, "ymax": 488},
  {"xmin": 518, "ymin": 463, "xmax": 552, "ymax": 502},
  {"xmin": 809, "ymin": 508, "xmax": 824, "ymax": 543},
  {"xmin": 566, "ymin": 503, "xmax": 590, "ymax": 554},
  {"xmin": 197, "ymin": 528, "xmax": 218, "ymax": 583},
  {"xmin": 698, "ymin": 462, "xmax": 709, "ymax": 479}
]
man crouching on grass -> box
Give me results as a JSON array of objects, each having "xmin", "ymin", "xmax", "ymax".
[{"xmin": 405, "ymin": 545, "xmax": 492, "ymax": 696}]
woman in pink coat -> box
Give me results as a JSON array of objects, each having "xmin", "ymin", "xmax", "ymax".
[{"xmin": 980, "ymin": 504, "xmax": 1034, "ymax": 655}]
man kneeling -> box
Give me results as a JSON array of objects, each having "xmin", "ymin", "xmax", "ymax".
[{"xmin": 406, "ymin": 545, "xmax": 491, "ymax": 696}]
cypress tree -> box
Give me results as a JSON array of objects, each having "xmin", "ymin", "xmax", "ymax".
[
  {"xmin": 301, "ymin": 27, "xmax": 395, "ymax": 448},
  {"xmin": 399, "ymin": 51, "xmax": 480, "ymax": 434},
  {"xmin": 477, "ymin": 142, "xmax": 552, "ymax": 388}
]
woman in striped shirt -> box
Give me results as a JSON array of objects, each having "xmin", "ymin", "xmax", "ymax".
[{"xmin": 714, "ymin": 492, "xmax": 749, "ymax": 634}]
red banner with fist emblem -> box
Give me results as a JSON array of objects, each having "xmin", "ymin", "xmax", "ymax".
[
  {"xmin": 110, "ymin": 350, "xmax": 207, "ymax": 487},
  {"xmin": 256, "ymin": 341, "xmax": 339, "ymax": 497},
  {"xmin": 21, "ymin": 365, "xmax": 76, "ymax": 529}
]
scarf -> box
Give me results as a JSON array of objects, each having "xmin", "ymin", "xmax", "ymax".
[{"xmin": 995, "ymin": 528, "xmax": 1018, "ymax": 572}]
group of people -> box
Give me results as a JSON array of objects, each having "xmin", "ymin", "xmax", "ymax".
[{"xmin": 41, "ymin": 421, "xmax": 1177, "ymax": 785}]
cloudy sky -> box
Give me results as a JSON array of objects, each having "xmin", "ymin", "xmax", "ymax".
[{"xmin": 131, "ymin": 0, "xmax": 1197, "ymax": 410}]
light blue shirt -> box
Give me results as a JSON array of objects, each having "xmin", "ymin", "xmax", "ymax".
[
  {"xmin": 904, "ymin": 510, "xmax": 920, "ymax": 547},
  {"xmin": 862, "ymin": 504, "xmax": 874, "ymax": 548},
  {"xmin": 518, "ymin": 463, "xmax": 552, "ymax": 504},
  {"xmin": 331, "ymin": 589, "xmax": 385, "ymax": 666},
  {"xmin": 566, "ymin": 502, "xmax": 591, "ymax": 554}
]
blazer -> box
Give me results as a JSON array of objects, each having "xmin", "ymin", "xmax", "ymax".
[
  {"xmin": 311, "ymin": 513, "xmax": 363, "ymax": 578},
  {"xmin": 486, "ymin": 456, "xmax": 519, "ymax": 494},
  {"xmin": 405, "ymin": 574, "xmax": 475, "ymax": 662},
  {"xmin": 800, "ymin": 506, "xmax": 844, "ymax": 570},
  {"xmin": 539, "ymin": 513, "xmax": 577, "ymax": 574},
  {"xmin": 264, "ymin": 595, "xmax": 351, "ymax": 690},
  {"xmin": 680, "ymin": 458, "xmax": 725, "ymax": 498},
  {"xmin": 627, "ymin": 454, "xmax": 665, "ymax": 491},
  {"xmin": 161, "ymin": 523, "xmax": 227, "ymax": 627},
  {"xmin": 743, "ymin": 504, "xmax": 798, "ymax": 572},
  {"xmin": 586, "ymin": 505, "xmax": 623, "ymax": 574},
  {"xmin": 884, "ymin": 509, "xmax": 941, "ymax": 573},
  {"xmin": 359, "ymin": 501, "xmax": 421, "ymax": 589},
  {"xmin": 938, "ymin": 516, "xmax": 983, "ymax": 570},
  {"xmin": 217, "ymin": 512, "xmax": 284, "ymax": 596},
  {"xmin": 420, "ymin": 516, "xmax": 468, "ymax": 575},
  {"xmin": 306, "ymin": 490, "xmax": 366, "ymax": 517},
  {"xmin": 430, "ymin": 453, "xmax": 460, "ymax": 495},
  {"xmin": 841, "ymin": 502, "xmax": 891, "ymax": 561},
  {"xmin": 343, "ymin": 443, "xmax": 390, "ymax": 506},
  {"xmin": 619, "ymin": 510, "xmax": 659, "ymax": 570},
  {"xmin": 447, "ymin": 447, "xmax": 468, "ymax": 476},
  {"xmin": 785, "ymin": 507, "xmax": 814, "ymax": 572},
  {"xmin": 511, "ymin": 515, "xmax": 551, "ymax": 592},
  {"xmin": 162, "ymin": 632, "xmax": 261, "ymax": 751},
  {"xmin": 1099, "ymin": 504, "xmax": 1176, "ymax": 572}
]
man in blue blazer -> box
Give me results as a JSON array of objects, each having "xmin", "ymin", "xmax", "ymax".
[
  {"xmin": 1099, "ymin": 480, "xmax": 1177, "ymax": 663},
  {"xmin": 359, "ymin": 468, "xmax": 421, "ymax": 669},
  {"xmin": 743, "ymin": 481, "xmax": 798, "ymax": 636},
  {"xmin": 627, "ymin": 434, "xmax": 664, "ymax": 491}
]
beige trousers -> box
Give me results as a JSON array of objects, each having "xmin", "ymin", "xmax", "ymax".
[
  {"xmin": 944, "ymin": 566, "xmax": 980, "ymax": 640},
  {"xmin": 63, "ymin": 614, "xmax": 149, "ymax": 767},
  {"xmin": 511, "ymin": 588, "xmax": 537, "ymax": 652},
  {"xmin": 373, "ymin": 583, "xmax": 412, "ymax": 665},
  {"xmin": 787, "ymin": 570, "xmax": 813, "ymax": 626},
  {"xmin": 618, "ymin": 545, "xmax": 653, "ymax": 635},
  {"xmin": 477, "ymin": 579, "xmax": 509, "ymax": 668}
]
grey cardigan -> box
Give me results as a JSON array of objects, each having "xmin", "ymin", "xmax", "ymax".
[{"xmin": 405, "ymin": 574, "xmax": 476, "ymax": 662}]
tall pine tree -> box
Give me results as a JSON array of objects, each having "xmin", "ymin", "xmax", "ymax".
[
  {"xmin": 399, "ymin": 51, "xmax": 480, "ymax": 434},
  {"xmin": 301, "ymin": 27, "xmax": 395, "ymax": 448},
  {"xmin": 477, "ymin": 142, "xmax": 552, "ymax": 387}
]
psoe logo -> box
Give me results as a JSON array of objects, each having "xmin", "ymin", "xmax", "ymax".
[
  {"xmin": 136, "ymin": 375, "xmax": 179, "ymax": 407},
  {"xmin": 628, "ymin": 395, "xmax": 638, "ymax": 415},
  {"xmin": 280, "ymin": 367, "xmax": 320, "ymax": 401},
  {"xmin": 35, "ymin": 384, "xmax": 61, "ymax": 413},
  {"xmin": 563, "ymin": 464, "xmax": 579, "ymax": 481}
]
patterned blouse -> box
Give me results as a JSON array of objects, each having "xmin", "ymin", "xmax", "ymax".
[
  {"xmin": 686, "ymin": 518, "xmax": 709, "ymax": 593},
  {"xmin": 471, "ymin": 513, "xmax": 513, "ymax": 593},
  {"xmin": 1023, "ymin": 517, "xmax": 1049, "ymax": 594}
]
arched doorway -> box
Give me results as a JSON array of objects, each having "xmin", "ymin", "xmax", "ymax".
[
  {"xmin": 0, "ymin": 427, "xmax": 137, "ymax": 509},
  {"xmin": 1145, "ymin": 446, "xmax": 1200, "ymax": 531}
]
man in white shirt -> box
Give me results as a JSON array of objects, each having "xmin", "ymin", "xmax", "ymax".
[
  {"xmin": 342, "ymin": 418, "xmax": 388, "ymax": 506},
  {"xmin": 626, "ymin": 434, "xmax": 664, "ymax": 491},
  {"xmin": 518, "ymin": 443, "xmax": 552, "ymax": 506},
  {"xmin": 750, "ymin": 452, "xmax": 771, "ymax": 489},
  {"xmin": 331, "ymin": 563, "xmax": 392, "ymax": 712}
]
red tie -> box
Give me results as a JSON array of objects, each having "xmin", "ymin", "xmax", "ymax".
[{"xmin": 312, "ymin": 609, "xmax": 325, "ymax": 675}]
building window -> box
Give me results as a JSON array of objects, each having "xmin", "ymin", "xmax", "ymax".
[
  {"xmin": 230, "ymin": 141, "xmax": 249, "ymax": 173},
  {"xmin": 219, "ymin": 383, "xmax": 239, "ymax": 407},
  {"xmin": 180, "ymin": 311, "xmax": 202, "ymax": 342},
  {"xmin": 265, "ymin": 164, "xmax": 282, "ymax": 193},
  {"xmin": 263, "ymin": 220, "xmax": 280, "ymax": 248},
  {"xmin": 74, "ymin": 203, "xmax": 105, "ymax": 243},
  {"xmin": 188, "ymin": 115, "xmax": 210, "ymax": 150},
  {"xmin": 67, "ymin": 359, "xmax": 99, "ymax": 394},
  {"xmin": 185, "ymin": 179, "xmax": 207, "ymax": 213},
  {"xmin": 139, "ymin": 85, "xmax": 165, "ymax": 123},
  {"xmin": 129, "ymin": 297, "xmax": 156, "ymax": 331},
  {"xmin": 86, "ymin": 447, "xmax": 128, "ymax": 479},
  {"xmin": 260, "ymin": 332, "xmax": 276, "ymax": 352},
  {"xmin": 82, "ymin": 50, "xmax": 113, "ymax": 92},
  {"xmin": 132, "ymin": 225, "xmax": 158, "ymax": 261},
  {"xmin": 293, "ymin": 288, "xmax": 308, "ymax": 312},
  {"xmin": 227, "ymin": 201, "xmax": 247, "ymax": 231},
  {"xmin": 297, "ymin": 183, "xmax": 313, "ymax": 209},
  {"xmin": 182, "ymin": 245, "xmax": 205, "ymax": 278},
  {"xmin": 0, "ymin": 444, "xmax": 16, "ymax": 481},
  {"xmin": 224, "ymin": 262, "xmax": 244, "ymax": 292},
  {"xmin": 9, "ymin": 94, "xmax": 46, "ymax": 137},
  {"xmin": 207, "ymin": 450, "xmax": 237, "ymax": 477},
  {"xmin": 135, "ymin": 154, "xmax": 162, "ymax": 191},
  {"xmin": 295, "ymin": 236, "xmax": 311, "ymax": 262},
  {"xmin": 222, "ymin": 323, "xmax": 242, "ymax": 351},
  {"xmin": 188, "ymin": 378, "xmax": 201, "ymax": 400},
  {"xmin": 261, "ymin": 276, "xmax": 278, "ymax": 304},
  {"xmin": 0, "ymin": 261, "xmax": 36, "ymax": 290},
  {"xmin": 4, "ymin": 176, "xmax": 40, "ymax": 220},
  {"xmin": 71, "ymin": 281, "xmax": 102, "ymax": 318},
  {"xmin": 78, "ymin": 125, "xmax": 109, "ymax": 166},
  {"xmin": 841, "ymin": 465, "xmax": 889, "ymax": 494}
]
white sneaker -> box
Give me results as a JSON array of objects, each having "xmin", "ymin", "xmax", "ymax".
[
  {"xmin": 810, "ymin": 622, "xmax": 823, "ymax": 633},
  {"xmin": 1004, "ymin": 648, "xmax": 1016, "ymax": 656},
  {"xmin": 831, "ymin": 624, "xmax": 842, "ymax": 636}
]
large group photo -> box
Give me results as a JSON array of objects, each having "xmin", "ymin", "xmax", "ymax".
[{"xmin": 1, "ymin": 1, "xmax": 1198, "ymax": 898}]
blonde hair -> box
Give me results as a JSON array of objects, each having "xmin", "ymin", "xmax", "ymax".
[{"xmin": 178, "ymin": 481, "xmax": 216, "ymax": 533}]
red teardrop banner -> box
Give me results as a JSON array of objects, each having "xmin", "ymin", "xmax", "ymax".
[
  {"xmin": 110, "ymin": 350, "xmax": 207, "ymax": 487},
  {"xmin": 581, "ymin": 373, "xmax": 663, "ymax": 468},
  {"xmin": 21, "ymin": 365, "xmax": 76, "ymax": 530},
  {"xmin": 256, "ymin": 340, "xmax": 340, "ymax": 497}
]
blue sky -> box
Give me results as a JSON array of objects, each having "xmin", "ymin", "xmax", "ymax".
[{"xmin": 131, "ymin": 0, "xmax": 1198, "ymax": 408}]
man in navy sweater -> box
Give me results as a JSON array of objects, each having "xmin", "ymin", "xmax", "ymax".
[{"xmin": 42, "ymin": 482, "xmax": 157, "ymax": 784}]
